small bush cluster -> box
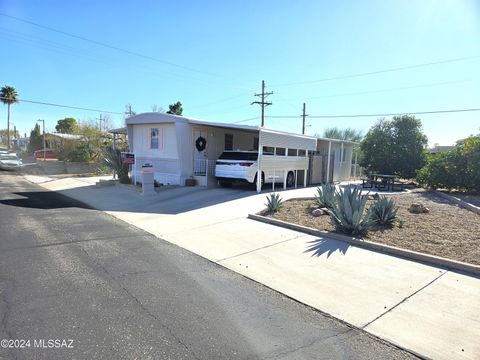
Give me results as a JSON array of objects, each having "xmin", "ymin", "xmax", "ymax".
[
  {"xmin": 416, "ymin": 136, "xmax": 480, "ymax": 192},
  {"xmin": 265, "ymin": 193, "xmax": 284, "ymax": 213},
  {"xmin": 264, "ymin": 184, "xmax": 400, "ymax": 236},
  {"xmin": 315, "ymin": 183, "xmax": 336, "ymax": 210},
  {"xmin": 369, "ymin": 196, "xmax": 398, "ymax": 226},
  {"xmin": 102, "ymin": 148, "xmax": 130, "ymax": 184},
  {"xmin": 329, "ymin": 186, "xmax": 375, "ymax": 236},
  {"xmin": 67, "ymin": 143, "xmax": 92, "ymax": 162},
  {"xmin": 314, "ymin": 184, "xmax": 399, "ymax": 236}
]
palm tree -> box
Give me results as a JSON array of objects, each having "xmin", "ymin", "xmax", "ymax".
[
  {"xmin": 322, "ymin": 127, "xmax": 363, "ymax": 142},
  {"xmin": 0, "ymin": 86, "xmax": 19, "ymax": 149}
]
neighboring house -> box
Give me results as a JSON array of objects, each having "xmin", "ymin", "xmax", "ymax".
[
  {"xmin": 12, "ymin": 136, "xmax": 29, "ymax": 152},
  {"xmin": 125, "ymin": 112, "xmax": 355, "ymax": 188},
  {"xmin": 46, "ymin": 132, "xmax": 83, "ymax": 148},
  {"xmin": 109, "ymin": 127, "xmax": 129, "ymax": 151},
  {"xmin": 428, "ymin": 144, "xmax": 454, "ymax": 155}
]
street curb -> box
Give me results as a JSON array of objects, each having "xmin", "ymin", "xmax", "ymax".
[
  {"xmin": 434, "ymin": 191, "xmax": 480, "ymax": 215},
  {"xmin": 248, "ymin": 213, "xmax": 480, "ymax": 277}
]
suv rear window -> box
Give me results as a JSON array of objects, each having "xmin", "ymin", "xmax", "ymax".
[{"xmin": 218, "ymin": 152, "xmax": 258, "ymax": 161}]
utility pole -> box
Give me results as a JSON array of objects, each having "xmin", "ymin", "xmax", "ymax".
[
  {"xmin": 128, "ymin": 105, "xmax": 133, "ymax": 117},
  {"xmin": 302, "ymin": 102, "xmax": 308, "ymax": 134},
  {"xmin": 13, "ymin": 125, "xmax": 16, "ymax": 151},
  {"xmin": 97, "ymin": 114, "xmax": 103, "ymax": 132},
  {"xmin": 37, "ymin": 119, "xmax": 46, "ymax": 161},
  {"xmin": 251, "ymin": 80, "xmax": 273, "ymax": 127}
]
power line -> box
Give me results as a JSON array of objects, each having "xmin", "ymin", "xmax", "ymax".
[
  {"xmin": 0, "ymin": 96, "xmax": 123, "ymax": 115},
  {"xmin": 1, "ymin": 94, "xmax": 259, "ymax": 126},
  {"xmin": 0, "ymin": 12, "xmax": 224, "ymax": 79},
  {"xmin": 299, "ymin": 79, "xmax": 470, "ymax": 101},
  {"xmin": 266, "ymin": 107, "xmax": 480, "ymax": 119},
  {"xmin": 231, "ymin": 116, "xmax": 260, "ymax": 124},
  {"xmin": 272, "ymin": 55, "xmax": 480, "ymax": 87},
  {"xmin": 188, "ymin": 92, "xmax": 251, "ymax": 111},
  {"xmin": 0, "ymin": 22, "xmax": 252, "ymax": 92}
]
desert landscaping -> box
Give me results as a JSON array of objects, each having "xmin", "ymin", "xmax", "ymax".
[{"xmin": 265, "ymin": 188, "xmax": 480, "ymax": 266}]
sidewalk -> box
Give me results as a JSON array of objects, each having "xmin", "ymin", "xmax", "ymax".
[{"xmin": 26, "ymin": 175, "xmax": 480, "ymax": 359}]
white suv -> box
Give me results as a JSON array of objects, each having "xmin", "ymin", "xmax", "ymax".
[{"xmin": 215, "ymin": 151, "xmax": 295, "ymax": 188}]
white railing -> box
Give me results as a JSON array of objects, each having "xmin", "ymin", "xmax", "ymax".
[
  {"xmin": 194, "ymin": 158, "xmax": 207, "ymax": 175},
  {"xmin": 193, "ymin": 159, "xmax": 215, "ymax": 176}
]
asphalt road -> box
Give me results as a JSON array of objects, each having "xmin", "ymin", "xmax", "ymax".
[{"xmin": 0, "ymin": 172, "xmax": 417, "ymax": 359}]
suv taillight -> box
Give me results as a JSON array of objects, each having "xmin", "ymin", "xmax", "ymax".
[{"xmin": 239, "ymin": 162, "xmax": 253, "ymax": 167}]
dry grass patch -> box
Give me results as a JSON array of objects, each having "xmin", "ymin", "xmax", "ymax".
[{"xmin": 264, "ymin": 189, "xmax": 480, "ymax": 265}]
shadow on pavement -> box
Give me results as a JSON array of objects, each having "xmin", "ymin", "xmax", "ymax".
[
  {"xmin": 40, "ymin": 182, "xmax": 319, "ymax": 215},
  {"xmin": 0, "ymin": 191, "xmax": 93, "ymax": 210},
  {"xmin": 304, "ymin": 238, "xmax": 350, "ymax": 258}
]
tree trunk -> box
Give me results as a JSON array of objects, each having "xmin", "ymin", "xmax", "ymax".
[{"xmin": 7, "ymin": 104, "xmax": 10, "ymax": 150}]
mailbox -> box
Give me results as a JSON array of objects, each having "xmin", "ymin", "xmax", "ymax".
[{"xmin": 141, "ymin": 164, "xmax": 155, "ymax": 196}]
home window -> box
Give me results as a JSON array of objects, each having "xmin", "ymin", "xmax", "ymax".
[
  {"xmin": 225, "ymin": 134, "xmax": 233, "ymax": 150},
  {"xmin": 150, "ymin": 128, "xmax": 159, "ymax": 149},
  {"xmin": 288, "ymin": 148, "xmax": 298, "ymax": 156},
  {"xmin": 275, "ymin": 147, "xmax": 286, "ymax": 156},
  {"xmin": 253, "ymin": 137, "xmax": 259, "ymax": 150},
  {"xmin": 298, "ymin": 149, "xmax": 306, "ymax": 156},
  {"xmin": 262, "ymin": 146, "xmax": 274, "ymax": 155}
]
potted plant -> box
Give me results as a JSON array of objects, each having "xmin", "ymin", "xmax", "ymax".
[{"xmin": 185, "ymin": 177, "xmax": 196, "ymax": 186}]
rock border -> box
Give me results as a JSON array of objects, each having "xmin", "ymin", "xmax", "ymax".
[
  {"xmin": 248, "ymin": 213, "xmax": 480, "ymax": 277},
  {"xmin": 434, "ymin": 191, "xmax": 480, "ymax": 215}
]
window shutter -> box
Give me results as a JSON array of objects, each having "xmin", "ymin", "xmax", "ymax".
[{"xmin": 147, "ymin": 128, "xmax": 151, "ymax": 149}]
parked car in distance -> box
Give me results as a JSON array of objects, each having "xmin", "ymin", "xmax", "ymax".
[
  {"xmin": 34, "ymin": 149, "xmax": 57, "ymax": 160},
  {"xmin": 215, "ymin": 150, "xmax": 296, "ymax": 188},
  {"xmin": 0, "ymin": 153, "xmax": 23, "ymax": 171}
]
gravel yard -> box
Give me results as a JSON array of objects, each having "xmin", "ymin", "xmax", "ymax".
[{"xmin": 265, "ymin": 189, "xmax": 480, "ymax": 265}]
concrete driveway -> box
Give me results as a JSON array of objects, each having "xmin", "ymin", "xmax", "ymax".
[{"xmin": 28, "ymin": 175, "xmax": 480, "ymax": 360}]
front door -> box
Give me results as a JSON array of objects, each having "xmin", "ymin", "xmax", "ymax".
[{"xmin": 193, "ymin": 129, "xmax": 207, "ymax": 175}]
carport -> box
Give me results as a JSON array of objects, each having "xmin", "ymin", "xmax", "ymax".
[{"xmin": 256, "ymin": 128, "xmax": 317, "ymax": 192}]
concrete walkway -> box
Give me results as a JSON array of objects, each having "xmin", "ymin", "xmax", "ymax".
[{"xmin": 25, "ymin": 175, "xmax": 480, "ymax": 359}]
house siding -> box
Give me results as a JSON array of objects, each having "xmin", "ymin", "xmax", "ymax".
[{"xmin": 131, "ymin": 123, "xmax": 183, "ymax": 185}]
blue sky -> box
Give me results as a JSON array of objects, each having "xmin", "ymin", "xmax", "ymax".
[{"xmin": 1, "ymin": 0, "xmax": 479, "ymax": 145}]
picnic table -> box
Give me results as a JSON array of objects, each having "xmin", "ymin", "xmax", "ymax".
[{"xmin": 362, "ymin": 173, "xmax": 403, "ymax": 192}]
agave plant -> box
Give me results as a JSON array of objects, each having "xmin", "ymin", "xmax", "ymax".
[
  {"xmin": 369, "ymin": 196, "xmax": 398, "ymax": 226},
  {"xmin": 102, "ymin": 148, "xmax": 130, "ymax": 184},
  {"xmin": 265, "ymin": 193, "xmax": 284, "ymax": 213},
  {"xmin": 328, "ymin": 185, "xmax": 375, "ymax": 236},
  {"xmin": 315, "ymin": 183, "xmax": 337, "ymax": 210}
]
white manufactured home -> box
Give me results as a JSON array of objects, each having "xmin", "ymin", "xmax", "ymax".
[{"xmin": 124, "ymin": 113, "xmax": 355, "ymax": 191}]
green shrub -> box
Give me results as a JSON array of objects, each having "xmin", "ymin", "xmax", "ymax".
[
  {"xmin": 329, "ymin": 185, "xmax": 374, "ymax": 236},
  {"xmin": 369, "ymin": 196, "xmax": 398, "ymax": 226},
  {"xmin": 68, "ymin": 143, "xmax": 91, "ymax": 162},
  {"xmin": 416, "ymin": 136, "xmax": 480, "ymax": 192},
  {"xmin": 360, "ymin": 115, "xmax": 427, "ymax": 179},
  {"xmin": 315, "ymin": 183, "xmax": 337, "ymax": 210},
  {"xmin": 265, "ymin": 193, "xmax": 283, "ymax": 213},
  {"xmin": 102, "ymin": 148, "xmax": 130, "ymax": 184},
  {"xmin": 95, "ymin": 163, "xmax": 111, "ymax": 176}
]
